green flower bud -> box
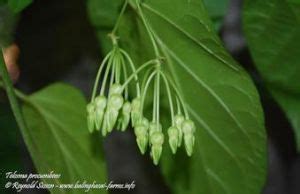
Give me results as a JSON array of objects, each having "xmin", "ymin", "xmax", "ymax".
[
  {"xmin": 174, "ymin": 114, "xmax": 184, "ymax": 146},
  {"xmin": 131, "ymin": 98, "xmax": 141, "ymax": 127},
  {"xmin": 122, "ymin": 101, "xmax": 131, "ymax": 114},
  {"xmin": 181, "ymin": 119, "xmax": 195, "ymax": 156},
  {"xmin": 108, "ymin": 94, "xmax": 124, "ymax": 110},
  {"xmin": 94, "ymin": 96, "xmax": 107, "ymax": 130},
  {"xmin": 182, "ymin": 119, "xmax": 195, "ymax": 135},
  {"xmin": 184, "ymin": 134, "xmax": 195, "ymax": 156},
  {"xmin": 137, "ymin": 117, "xmax": 149, "ymax": 129},
  {"xmin": 150, "ymin": 131, "xmax": 164, "ymax": 165},
  {"xmin": 134, "ymin": 124, "xmax": 148, "ymax": 154},
  {"xmin": 168, "ymin": 126, "xmax": 179, "ymax": 154},
  {"xmin": 104, "ymin": 109, "xmax": 119, "ymax": 133},
  {"xmin": 109, "ymin": 83, "xmax": 122, "ymax": 95},
  {"xmin": 151, "ymin": 145, "xmax": 162, "ymax": 165},
  {"xmin": 150, "ymin": 131, "xmax": 164, "ymax": 146},
  {"xmin": 149, "ymin": 122, "xmax": 162, "ymax": 138},
  {"xmin": 121, "ymin": 101, "xmax": 131, "ymax": 131},
  {"xmin": 137, "ymin": 136, "xmax": 148, "ymax": 154},
  {"xmin": 86, "ymin": 103, "xmax": 95, "ymax": 133}
]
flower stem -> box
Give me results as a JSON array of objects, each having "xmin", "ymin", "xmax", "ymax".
[
  {"xmin": 100, "ymin": 51, "xmax": 115, "ymax": 96},
  {"xmin": 137, "ymin": 3, "xmax": 160, "ymax": 58},
  {"xmin": 109, "ymin": 58, "xmax": 116, "ymax": 88},
  {"xmin": 111, "ymin": 0, "xmax": 128, "ymax": 37},
  {"xmin": 176, "ymin": 97, "xmax": 182, "ymax": 114},
  {"xmin": 0, "ymin": 51, "xmax": 28, "ymax": 132},
  {"xmin": 120, "ymin": 49, "xmax": 141, "ymax": 96},
  {"xmin": 155, "ymin": 70, "xmax": 160, "ymax": 125},
  {"xmin": 140, "ymin": 71, "xmax": 156, "ymax": 115},
  {"xmin": 115, "ymin": 55, "xmax": 121, "ymax": 84},
  {"xmin": 120, "ymin": 56, "xmax": 129, "ymax": 99},
  {"xmin": 120, "ymin": 59, "xmax": 156, "ymax": 92},
  {"xmin": 166, "ymin": 74, "xmax": 189, "ymax": 118},
  {"xmin": 91, "ymin": 51, "xmax": 112, "ymax": 101},
  {"xmin": 160, "ymin": 72, "xmax": 175, "ymax": 124}
]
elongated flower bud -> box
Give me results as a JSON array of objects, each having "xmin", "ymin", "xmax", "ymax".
[
  {"xmin": 149, "ymin": 122, "xmax": 162, "ymax": 138},
  {"xmin": 134, "ymin": 123, "xmax": 149, "ymax": 154},
  {"xmin": 86, "ymin": 103, "xmax": 95, "ymax": 133},
  {"xmin": 182, "ymin": 119, "xmax": 195, "ymax": 156},
  {"xmin": 182, "ymin": 119, "xmax": 195, "ymax": 135},
  {"xmin": 137, "ymin": 117, "xmax": 149, "ymax": 129},
  {"xmin": 105, "ymin": 109, "xmax": 119, "ymax": 133},
  {"xmin": 174, "ymin": 114, "xmax": 184, "ymax": 146},
  {"xmin": 121, "ymin": 101, "xmax": 131, "ymax": 131},
  {"xmin": 109, "ymin": 83, "xmax": 122, "ymax": 95},
  {"xmin": 131, "ymin": 98, "xmax": 141, "ymax": 127},
  {"xmin": 151, "ymin": 146, "xmax": 162, "ymax": 165},
  {"xmin": 108, "ymin": 94, "xmax": 124, "ymax": 110},
  {"xmin": 150, "ymin": 131, "xmax": 164, "ymax": 165},
  {"xmin": 184, "ymin": 134, "xmax": 195, "ymax": 156},
  {"xmin": 168, "ymin": 126, "xmax": 179, "ymax": 154},
  {"xmin": 94, "ymin": 95, "xmax": 107, "ymax": 130},
  {"xmin": 101, "ymin": 94, "xmax": 123, "ymax": 134}
]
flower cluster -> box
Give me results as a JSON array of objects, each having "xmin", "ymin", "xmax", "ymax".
[{"xmin": 87, "ymin": 43, "xmax": 196, "ymax": 165}]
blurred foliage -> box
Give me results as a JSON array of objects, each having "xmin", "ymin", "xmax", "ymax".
[{"xmin": 243, "ymin": 0, "xmax": 300, "ymax": 150}]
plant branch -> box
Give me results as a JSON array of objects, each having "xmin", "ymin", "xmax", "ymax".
[{"xmin": 0, "ymin": 51, "xmax": 28, "ymax": 131}]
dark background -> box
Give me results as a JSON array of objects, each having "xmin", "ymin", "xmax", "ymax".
[{"xmin": 1, "ymin": 0, "xmax": 300, "ymax": 193}]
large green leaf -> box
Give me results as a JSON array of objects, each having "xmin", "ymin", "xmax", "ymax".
[
  {"xmin": 243, "ymin": 0, "xmax": 300, "ymax": 150},
  {"xmin": 21, "ymin": 83, "xmax": 107, "ymax": 194},
  {"xmin": 117, "ymin": 0, "xmax": 266, "ymax": 194}
]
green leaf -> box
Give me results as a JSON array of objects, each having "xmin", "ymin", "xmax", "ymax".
[
  {"xmin": 7, "ymin": 0, "xmax": 32, "ymax": 13},
  {"xmin": 21, "ymin": 83, "xmax": 107, "ymax": 194},
  {"xmin": 117, "ymin": 0, "xmax": 266, "ymax": 194},
  {"xmin": 243, "ymin": 0, "xmax": 300, "ymax": 150}
]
